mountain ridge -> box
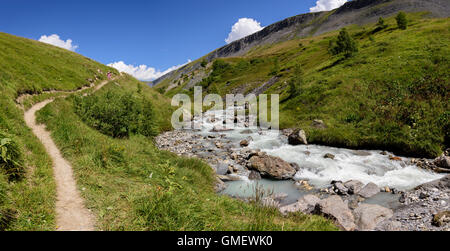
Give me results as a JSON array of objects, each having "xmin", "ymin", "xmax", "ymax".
[{"xmin": 153, "ymin": 0, "xmax": 450, "ymax": 86}]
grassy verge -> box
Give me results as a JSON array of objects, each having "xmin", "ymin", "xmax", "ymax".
[
  {"xmin": 37, "ymin": 76, "xmax": 337, "ymax": 231},
  {"xmin": 0, "ymin": 32, "xmax": 117, "ymax": 230}
]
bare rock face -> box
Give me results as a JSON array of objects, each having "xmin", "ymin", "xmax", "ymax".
[
  {"xmin": 357, "ymin": 182, "xmax": 380, "ymax": 199},
  {"xmin": 313, "ymin": 195, "xmax": 356, "ymax": 231},
  {"xmin": 354, "ymin": 204, "xmax": 394, "ymax": 231},
  {"xmin": 288, "ymin": 129, "xmax": 308, "ymax": 145},
  {"xmin": 279, "ymin": 194, "xmax": 321, "ymax": 215},
  {"xmin": 248, "ymin": 153, "xmax": 297, "ymax": 180},
  {"xmin": 344, "ymin": 180, "xmax": 364, "ymax": 195}
]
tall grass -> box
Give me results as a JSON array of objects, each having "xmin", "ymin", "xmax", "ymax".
[{"xmin": 36, "ymin": 77, "xmax": 338, "ymax": 231}]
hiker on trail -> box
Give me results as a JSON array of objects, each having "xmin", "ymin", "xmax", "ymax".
[{"xmin": 107, "ymin": 72, "xmax": 112, "ymax": 79}]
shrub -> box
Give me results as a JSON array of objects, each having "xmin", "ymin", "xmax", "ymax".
[
  {"xmin": 74, "ymin": 89, "xmax": 158, "ymax": 138},
  {"xmin": 269, "ymin": 58, "xmax": 280, "ymax": 76},
  {"xmin": 200, "ymin": 59, "xmax": 208, "ymax": 68},
  {"xmin": 0, "ymin": 131, "xmax": 24, "ymax": 181},
  {"xmin": 376, "ymin": 17, "xmax": 388, "ymax": 30},
  {"xmin": 396, "ymin": 12, "xmax": 408, "ymax": 30},
  {"xmin": 329, "ymin": 28, "xmax": 358, "ymax": 58}
]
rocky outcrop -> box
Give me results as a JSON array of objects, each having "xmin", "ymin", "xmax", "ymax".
[
  {"xmin": 288, "ymin": 129, "xmax": 308, "ymax": 145},
  {"xmin": 153, "ymin": 0, "xmax": 450, "ymax": 89},
  {"xmin": 313, "ymin": 195, "xmax": 356, "ymax": 231},
  {"xmin": 354, "ymin": 204, "xmax": 393, "ymax": 231},
  {"xmin": 248, "ymin": 153, "xmax": 297, "ymax": 180}
]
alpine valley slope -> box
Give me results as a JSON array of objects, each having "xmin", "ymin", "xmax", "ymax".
[
  {"xmin": 0, "ymin": 32, "xmax": 337, "ymax": 231},
  {"xmin": 153, "ymin": 0, "xmax": 450, "ymax": 158}
]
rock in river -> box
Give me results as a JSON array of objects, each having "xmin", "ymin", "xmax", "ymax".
[
  {"xmin": 288, "ymin": 129, "xmax": 308, "ymax": 145},
  {"xmin": 248, "ymin": 153, "xmax": 297, "ymax": 180},
  {"xmin": 357, "ymin": 182, "xmax": 380, "ymax": 199},
  {"xmin": 313, "ymin": 195, "xmax": 356, "ymax": 231},
  {"xmin": 434, "ymin": 155, "xmax": 450, "ymax": 170},
  {"xmin": 344, "ymin": 180, "xmax": 364, "ymax": 195}
]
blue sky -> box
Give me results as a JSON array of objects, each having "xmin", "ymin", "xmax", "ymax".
[{"xmin": 0, "ymin": 0, "xmax": 348, "ymax": 80}]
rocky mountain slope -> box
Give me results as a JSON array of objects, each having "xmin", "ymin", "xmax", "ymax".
[{"xmin": 153, "ymin": 0, "xmax": 450, "ymax": 86}]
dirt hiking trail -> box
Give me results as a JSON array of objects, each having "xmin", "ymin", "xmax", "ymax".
[{"xmin": 23, "ymin": 79, "xmax": 111, "ymax": 231}]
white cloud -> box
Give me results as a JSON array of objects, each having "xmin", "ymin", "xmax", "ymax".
[
  {"xmin": 310, "ymin": 0, "xmax": 348, "ymax": 12},
  {"xmin": 225, "ymin": 18, "xmax": 264, "ymax": 44},
  {"xmin": 38, "ymin": 34, "xmax": 78, "ymax": 51},
  {"xmin": 108, "ymin": 60, "xmax": 192, "ymax": 82}
]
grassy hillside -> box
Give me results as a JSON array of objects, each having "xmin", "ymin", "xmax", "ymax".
[
  {"xmin": 36, "ymin": 76, "xmax": 336, "ymax": 231},
  {"xmin": 0, "ymin": 32, "xmax": 116, "ymax": 230},
  {"xmin": 159, "ymin": 13, "xmax": 449, "ymax": 158},
  {"xmin": 0, "ymin": 32, "xmax": 336, "ymax": 231}
]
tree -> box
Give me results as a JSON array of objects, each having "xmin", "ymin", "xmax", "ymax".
[
  {"xmin": 329, "ymin": 28, "xmax": 358, "ymax": 58},
  {"xmin": 396, "ymin": 12, "xmax": 408, "ymax": 30},
  {"xmin": 376, "ymin": 17, "xmax": 388, "ymax": 30}
]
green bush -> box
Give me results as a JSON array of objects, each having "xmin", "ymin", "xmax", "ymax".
[
  {"xmin": 0, "ymin": 131, "xmax": 24, "ymax": 181},
  {"xmin": 74, "ymin": 90, "xmax": 158, "ymax": 138},
  {"xmin": 329, "ymin": 28, "xmax": 358, "ymax": 58},
  {"xmin": 376, "ymin": 17, "xmax": 388, "ymax": 30},
  {"xmin": 396, "ymin": 12, "xmax": 408, "ymax": 30}
]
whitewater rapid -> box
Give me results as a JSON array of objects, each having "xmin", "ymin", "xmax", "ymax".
[{"xmin": 194, "ymin": 107, "xmax": 444, "ymax": 193}]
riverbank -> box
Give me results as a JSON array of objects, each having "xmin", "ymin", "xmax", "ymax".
[{"xmin": 155, "ymin": 107, "xmax": 449, "ymax": 231}]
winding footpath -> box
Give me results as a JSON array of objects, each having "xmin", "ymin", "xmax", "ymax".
[{"xmin": 22, "ymin": 79, "xmax": 111, "ymax": 231}]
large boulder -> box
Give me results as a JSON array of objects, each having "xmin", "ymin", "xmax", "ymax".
[
  {"xmin": 434, "ymin": 156, "xmax": 450, "ymax": 170},
  {"xmin": 344, "ymin": 180, "xmax": 364, "ymax": 195},
  {"xmin": 248, "ymin": 170, "xmax": 262, "ymax": 180},
  {"xmin": 248, "ymin": 153, "xmax": 297, "ymax": 180},
  {"xmin": 288, "ymin": 129, "xmax": 308, "ymax": 145},
  {"xmin": 279, "ymin": 194, "xmax": 321, "ymax": 215},
  {"xmin": 357, "ymin": 182, "xmax": 380, "ymax": 199},
  {"xmin": 313, "ymin": 195, "xmax": 356, "ymax": 231},
  {"xmin": 354, "ymin": 204, "xmax": 394, "ymax": 231},
  {"xmin": 215, "ymin": 162, "xmax": 229, "ymax": 175}
]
